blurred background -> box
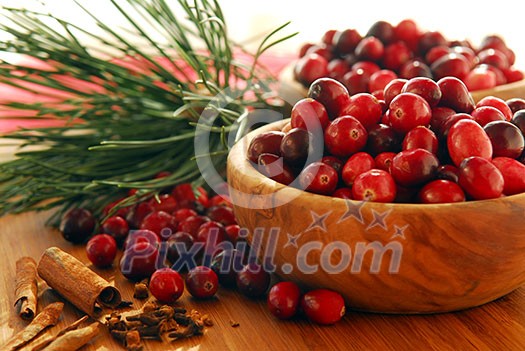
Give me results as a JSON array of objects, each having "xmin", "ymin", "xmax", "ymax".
[{"xmin": 0, "ymin": 0, "xmax": 523, "ymax": 67}]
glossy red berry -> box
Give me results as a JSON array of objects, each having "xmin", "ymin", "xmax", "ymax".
[
  {"xmin": 341, "ymin": 152, "xmax": 375, "ymax": 186},
  {"xmin": 437, "ymin": 77, "xmax": 475, "ymax": 113},
  {"xmin": 389, "ymin": 92, "xmax": 432, "ymax": 134},
  {"xmin": 447, "ymin": 119, "xmax": 493, "ymax": 166},
  {"xmin": 298, "ymin": 162, "xmax": 339, "ymax": 195},
  {"xmin": 59, "ymin": 208, "xmax": 95, "ymax": 244},
  {"xmin": 172, "ymin": 208, "xmax": 198, "ymax": 223},
  {"xmin": 324, "ymin": 116, "xmax": 368, "ymax": 157},
  {"xmin": 483, "ymin": 120, "xmax": 525, "ymax": 159},
  {"xmin": 236, "ymin": 263, "xmax": 271, "ymax": 298},
  {"xmin": 402, "ymin": 126, "xmax": 438, "ymax": 154},
  {"xmin": 368, "ymin": 69, "xmax": 397, "ymax": 92},
  {"xmin": 120, "ymin": 241, "xmax": 160, "ymax": 281},
  {"xmin": 458, "ymin": 156, "xmax": 504, "ymax": 200},
  {"xmin": 280, "ymin": 128, "xmax": 312, "ymax": 166},
  {"xmin": 166, "ymin": 231, "xmax": 194, "ymax": 263},
  {"xmin": 86, "ymin": 234, "xmax": 117, "ymax": 268},
  {"xmin": 301, "ymin": 289, "xmax": 345, "ymax": 325},
  {"xmin": 149, "ymin": 268, "xmax": 184, "ymax": 303},
  {"xmin": 308, "ymin": 78, "xmax": 351, "ymax": 119},
  {"xmin": 267, "ymin": 281, "xmax": 301, "ymax": 320},
  {"xmin": 294, "ymin": 53, "xmax": 329, "ymax": 86},
  {"xmin": 417, "ymin": 180, "xmax": 466, "ymax": 203},
  {"xmin": 177, "ymin": 215, "xmax": 210, "ymax": 238},
  {"xmin": 186, "ymin": 266, "xmax": 219, "ymax": 299},
  {"xmin": 247, "ymin": 131, "xmax": 285, "ymax": 163},
  {"xmin": 257, "ymin": 153, "xmax": 295, "ymax": 185},
  {"xmin": 355, "ymin": 36, "xmax": 384, "ymax": 62},
  {"xmin": 352, "ymin": 168, "xmax": 397, "ymax": 202},
  {"xmin": 340, "ymin": 93, "xmax": 383, "ymax": 130},
  {"xmin": 391, "ymin": 149, "xmax": 439, "ymax": 187},
  {"xmin": 140, "ymin": 211, "xmax": 178, "ymax": 240},
  {"xmin": 506, "ymin": 98, "xmax": 525, "ymax": 115},
  {"xmin": 492, "ymin": 157, "xmax": 525, "ymax": 195},
  {"xmin": 471, "ymin": 106, "xmax": 505, "ymax": 126},
  {"xmin": 207, "ymin": 205, "xmax": 237, "ymax": 226},
  {"xmin": 401, "ymin": 77, "xmax": 441, "ymax": 107},
  {"xmin": 333, "ymin": 29, "xmax": 362, "ymax": 55},
  {"xmin": 148, "ymin": 194, "xmax": 178, "ymax": 213},
  {"xmin": 101, "ymin": 215, "xmax": 129, "ymax": 243},
  {"xmin": 291, "ymin": 98, "xmax": 330, "ymax": 132},
  {"xmin": 332, "ymin": 187, "xmax": 353, "ymax": 199},
  {"xmin": 476, "ymin": 96, "xmax": 513, "ymax": 121}
]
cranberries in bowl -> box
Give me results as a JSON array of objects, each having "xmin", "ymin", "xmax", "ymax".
[{"xmin": 226, "ymin": 76, "xmax": 525, "ymax": 313}]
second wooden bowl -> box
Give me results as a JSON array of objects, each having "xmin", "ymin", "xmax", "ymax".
[{"xmin": 227, "ymin": 119, "xmax": 525, "ymax": 314}]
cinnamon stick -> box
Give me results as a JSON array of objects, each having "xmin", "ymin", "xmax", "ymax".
[
  {"xmin": 37, "ymin": 247, "xmax": 122, "ymax": 319},
  {"xmin": 1, "ymin": 302, "xmax": 63, "ymax": 351},
  {"xmin": 14, "ymin": 257, "xmax": 38, "ymax": 320},
  {"xmin": 37, "ymin": 323, "xmax": 100, "ymax": 351},
  {"xmin": 29, "ymin": 316, "xmax": 89, "ymax": 351}
]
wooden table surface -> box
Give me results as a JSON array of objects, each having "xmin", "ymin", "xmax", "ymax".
[{"xmin": 0, "ymin": 211, "xmax": 525, "ymax": 351}]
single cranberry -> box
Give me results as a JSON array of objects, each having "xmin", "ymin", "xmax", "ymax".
[
  {"xmin": 327, "ymin": 59, "xmax": 349, "ymax": 80},
  {"xmin": 352, "ymin": 169, "xmax": 397, "ymax": 202},
  {"xmin": 173, "ymin": 208, "xmax": 198, "ymax": 223},
  {"xmin": 308, "ymin": 78, "xmax": 351, "ymax": 119},
  {"xmin": 298, "ymin": 162, "xmax": 339, "ymax": 195},
  {"xmin": 394, "ymin": 19, "xmax": 420, "ymax": 50},
  {"xmin": 464, "ymin": 68, "xmax": 497, "ymax": 91},
  {"xmin": 322, "ymin": 29, "xmax": 338, "ymax": 46},
  {"xmin": 339, "ymin": 93, "xmax": 383, "ymax": 130},
  {"xmin": 102, "ymin": 199, "xmax": 131, "ymax": 218},
  {"xmin": 101, "ymin": 215, "xmax": 129, "ymax": 243},
  {"xmin": 140, "ymin": 211, "xmax": 178, "ymax": 240},
  {"xmin": 208, "ymin": 194, "xmax": 232, "ymax": 208},
  {"xmin": 120, "ymin": 241, "xmax": 160, "ymax": 281},
  {"xmin": 246, "ymin": 131, "xmax": 285, "ymax": 163},
  {"xmin": 294, "ymin": 53, "xmax": 329, "ymax": 87},
  {"xmin": 351, "ymin": 61, "xmax": 381, "ymax": 76},
  {"xmin": 447, "ymin": 119, "xmax": 493, "ymax": 166},
  {"xmin": 402, "ymin": 126, "xmax": 438, "ymax": 154},
  {"xmin": 333, "ymin": 29, "xmax": 362, "ymax": 55},
  {"xmin": 211, "ymin": 249, "xmax": 246, "ymax": 288},
  {"xmin": 391, "ymin": 149, "xmax": 439, "ymax": 187},
  {"xmin": 166, "ymin": 231, "xmax": 194, "ymax": 264},
  {"xmin": 484, "ymin": 120, "xmax": 525, "ymax": 159},
  {"xmin": 436, "ymin": 164, "xmax": 460, "ymax": 183},
  {"xmin": 290, "ymin": 98, "xmax": 330, "ymax": 132},
  {"xmin": 476, "ymin": 96, "xmax": 513, "ymax": 121},
  {"xmin": 355, "ymin": 37, "xmax": 384, "ymax": 62},
  {"xmin": 399, "ymin": 60, "xmax": 433, "ymax": 79},
  {"xmin": 332, "ymin": 187, "xmax": 353, "ymax": 199},
  {"xmin": 148, "ymin": 194, "xmax": 178, "ymax": 213},
  {"xmin": 126, "ymin": 202, "xmax": 154, "ymax": 229},
  {"xmin": 477, "ymin": 48, "xmax": 510, "ymax": 70},
  {"xmin": 342, "ymin": 69, "xmax": 369, "ymax": 95},
  {"xmin": 172, "ymin": 183, "xmax": 195, "ymax": 202},
  {"xmin": 341, "ymin": 152, "xmax": 375, "ymax": 186},
  {"xmin": 257, "ymin": 153, "xmax": 295, "ymax": 185},
  {"xmin": 437, "ymin": 77, "xmax": 475, "ymax": 113},
  {"xmin": 425, "ymin": 45, "xmax": 451, "ymax": 65},
  {"xmin": 418, "ymin": 180, "xmax": 466, "ymax": 204},
  {"xmin": 368, "ymin": 69, "xmax": 397, "ymax": 92},
  {"xmin": 511, "ymin": 110, "xmax": 525, "ymax": 135},
  {"xmin": 301, "ymin": 289, "xmax": 345, "ymax": 325},
  {"xmin": 471, "ymin": 106, "xmax": 505, "ymax": 126},
  {"xmin": 366, "ymin": 124, "xmax": 401, "ymax": 155},
  {"xmin": 506, "ymin": 98, "xmax": 525, "ymax": 115},
  {"xmin": 383, "ymin": 41, "xmax": 412, "ymax": 71},
  {"xmin": 207, "ymin": 205, "xmax": 236, "ymax": 226},
  {"xmin": 280, "ymin": 128, "xmax": 312, "ymax": 166},
  {"xmin": 236, "ymin": 263, "xmax": 271, "ymax": 298},
  {"xmin": 149, "ymin": 268, "xmax": 184, "ymax": 303},
  {"xmin": 305, "ymin": 45, "xmax": 333, "ymax": 62},
  {"xmin": 383, "ymin": 78, "xmax": 408, "ymax": 106},
  {"xmin": 401, "ymin": 77, "xmax": 442, "ymax": 107},
  {"xmin": 374, "ymin": 152, "xmax": 397, "ymax": 173},
  {"xmin": 458, "ymin": 156, "xmax": 504, "ymax": 200},
  {"xmin": 267, "ymin": 281, "xmax": 301, "ymax": 320},
  {"xmin": 186, "ymin": 266, "xmax": 219, "ymax": 299},
  {"xmin": 225, "ymin": 224, "xmax": 241, "ymax": 243},
  {"xmin": 492, "ymin": 157, "xmax": 525, "ymax": 195},
  {"xmin": 324, "ymin": 116, "xmax": 368, "ymax": 157},
  {"xmin": 86, "ymin": 234, "xmax": 117, "ymax": 268},
  {"xmin": 177, "ymin": 215, "xmax": 210, "ymax": 238},
  {"xmin": 430, "ymin": 53, "xmax": 470, "ymax": 81},
  {"xmin": 59, "ymin": 208, "xmax": 95, "ymax": 244},
  {"xmin": 366, "ymin": 20, "xmax": 395, "ymax": 43},
  {"xmin": 321, "ymin": 156, "xmax": 344, "ymax": 175},
  {"xmin": 389, "ymin": 92, "xmax": 432, "ymax": 134},
  {"xmin": 195, "ymin": 221, "xmax": 227, "ymax": 250}
]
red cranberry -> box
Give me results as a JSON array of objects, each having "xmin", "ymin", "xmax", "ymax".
[
  {"xmin": 332, "ymin": 187, "xmax": 353, "ymax": 199},
  {"xmin": 59, "ymin": 208, "xmax": 95, "ymax": 244},
  {"xmin": 464, "ymin": 67, "xmax": 497, "ymax": 91},
  {"xmin": 327, "ymin": 59, "xmax": 349, "ymax": 80},
  {"xmin": 126, "ymin": 202, "xmax": 154, "ymax": 228},
  {"xmin": 177, "ymin": 215, "xmax": 210, "ymax": 238},
  {"xmin": 340, "ymin": 93, "xmax": 383, "ymax": 130},
  {"xmin": 476, "ymin": 96, "xmax": 513, "ymax": 121},
  {"xmin": 101, "ymin": 215, "xmax": 129, "ymax": 243},
  {"xmin": 478, "ymin": 48, "xmax": 510, "ymax": 70},
  {"xmin": 236, "ymin": 263, "xmax": 271, "ymax": 298},
  {"xmin": 437, "ymin": 77, "xmax": 475, "ymax": 113},
  {"xmin": 301, "ymin": 289, "xmax": 345, "ymax": 325},
  {"xmin": 294, "ymin": 53, "xmax": 329, "ymax": 86},
  {"xmin": 471, "ymin": 106, "xmax": 505, "ymax": 126},
  {"xmin": 149, "ymin": 268, "xmax": 184, "ymax": 303},
  {"xmin": 246, "ymin": 131, "xmax": 285, "ymax": 163},
  {"xmin": 120, "ymin": 241, "xmax": 160, "ymax": 281},
  {"xmin": 148, "ymin": 194, "xmax": 178, "ymax": 213},
  {"xmin": 425, "ymin": 45, "xmax": 451, "ymax": 65},
  {"xmin": 374, "ymin": 152, "xmax": 396, "ymax": 172},
  {"xmin": 506, "ymin": 98, "xmax": 525, "ymax": 115},
  {"xmin": 324, "ymin": 116, "xmax": 368, "ymax": 157},
  {"xmin": 402, "ymin": 126, "xmax": 438, "ymax": 154},
  {"xmin": 431, "ymin": 53, "xmax": 471, "ymax": 80},
  {"xmin": 333, "ymin": 29, "xmax": 362, "ymax": 55},
  {"xmin": 368, "ymin": 69, "xmax": 397, "ymax": 92},
  {"xmin": 511, "ymin": 110, "xmax": 525, "ymax": 135},
  {"xmin": 341, "ymin": 152, "xmax": 375, "ymax": 186},
  {"xmin": 225, "ymin": 224, "xmax": 241, "ymax": 243},
  {"xmin": 208, "ymin": 194, "xmax": 232, "ymax": 208},
  {"xmin": 355, "ymin": 37, "xmax": 384, "ymax": 62},
  {"xmin": 441, "ymin": 113, "xmax": 474, "ymax": 139},
  {"xmin": 399, "ymin": 60, "xmax": 433, "ymax": 79},
  {"xmin": 366, "ymin": 20, "xmax": 395, "ymax": 44},
  {"xmin": 305, "ymin": 45, "xmax": 333, "ymax": 62},
  {"xmin": 394, "ymin": 19, "xmax": 420, "ymax": 50},
  {"xmin": 186, "ymin": 266, "xmax": 219, "ymax": 299},
  {"xmin": 207, "ymin": 205, "xmax": 236, "ymax": 226},
  {"xmin": 280, "ymin": 128, "xmax": 312, "ymax": 166},
  {"xmin": 492, "ymin": 157, "xmax": 525, "ymax": 195},
  {"xmin": 290, "ymin": 98, "xmax": 330, "ymax": 132},
  {"xmin": 383, "ymin": 78, "xmax": 408, "ymax": 105},
  {"xmin": 401, "ymin": 77, "xmax": 441, "ymax": 107},
  {"xmin": 447, "ymin": 119, "xmax": 493, "ymax": 166},
  {"xmin": 140, "ymin": 211, "xmax": 178, "ymax": 240},
  {"xmin": 298, "ymin": 162, "xmax": 339, "ymax": 195},
  {"xmin": 391, "ymin": 149, "xmax": 439, "ymax": 187},
  {"xmin": 352, "ymin": 169, "xmax": 397, "ymax": 202},
  {"xmin": 383, "ymin": 41, "xmax": 412, "ymax": 71},
  {"xmin": 418, "ymin": 180, "xmax": 465, "ymax": 203},
  {"xmin": 308, "ymin": 78, "xmax": 351, "ymax": 119},
  {"xmin": 195, "ymin": 221, "xmax": 227, "ymax": 252},
  {"xmin": 257, "ymin": 153, "xmax": 295, "ymax": 185},
  {"xmin": 342, "ymin": 69, "xmax": 369, "ymax": 95},
  {"xmin": 351, "ymin": 61, "xmax": 381, "ymax": 76},
  {"xmin": 267, "ymin": 281, "xmax": 301, "ymax": 320},
  {"xmin": 173, "ymin": 208, "xmax": 198, "ymax": 223},
  {"xmin": 366, "ymin": 123, "xmax": 401, "ymax": 156},
  {"xmin": 166, "ymin": 231, "xmax": 194, "ymax": 265},
  {"xmin": 458, "ymin": 156, "xmax": 504, "ymax": 200},
  {"xmin": 483, "ymin": 120, "xmax": 525, "ymax": 159},
  {"xmin": 102, "ymin": 199, "xmax": 130, "ymax": 218},
  {"xmin": 389, "ymin": 92, "xmax": 432, "ymax": 134},
  {"xmin": 86, "ymin": 234, "xmax": 117, "ymax": 268}
]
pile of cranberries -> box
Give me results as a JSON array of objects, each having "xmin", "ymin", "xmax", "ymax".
[
  {"xmin": 294, "ymin": 19, "xmax": 523, "ymax": 94},
  {"xmin": 59, "ymin": 180, "xmax": 346, "ymax": 325},
  {"xmin": 248, "ymin": 76, "xmax": 525, "ymax": 203}
]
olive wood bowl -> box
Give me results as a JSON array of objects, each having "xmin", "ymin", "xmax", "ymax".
[
  {"xmin": 278, "ymin": 61, "xmax": 525, "ymax": 105},
  {"xmin": 227, "ymin": 119, "xmax": 525, "ymax": 314}
]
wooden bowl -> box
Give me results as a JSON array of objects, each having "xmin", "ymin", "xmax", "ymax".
[
  {"xmin": 227, "ymin": 119, "xmax": 525, "ymax": 314},
  {"xmin": 278, "ymin": 61, "xmax": 525, "ymax": 105}
]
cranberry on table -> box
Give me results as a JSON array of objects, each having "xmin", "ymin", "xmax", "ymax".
[
  {"xmin": 101, "ymin": 215, "xmax": 129, "ymax": 243},
  {"xmin": 246, "ymin": 131, "xmax": 285, "ymax": 163},
  {"xmin": 120, "ymin": 241, "xmax": 160, "ymax": 281},
  {"xmin": 86, "ymin": 234, "xmax": 117, "ymax": 268},
  {"xmin": 298, "ymin": 162, "xmax": 339, "ymax": 195},
  {"xmin": 492, "ymin": 157, "xmax": 525, "ymax": 196},
  {"xmin": 352, "ymin": 169, "xmax": 397, "ymax": 202},
  {"xmin": 300, "ymin": 289, "xmax": 346, "ymax": 325},
  {"xmin": 211, "ymin": 249, "xmax": 246, "ymax": 288},
  {"xmin": 149, "ymin": 268, "xmax": 184, "ymax": 303},
  {"xmin": 458, "ymin": 156, "xmax": 504, "ymax": 200},
  {"xmin": 447, "ymin": 119, "xmax": 493, "ymax": 166},
  {"xmin": 391, "ymin": 149, "xmax": 439, "ymax": 187},
  {"xmin": 389, "ymin": 92, "xmax": 432, "ymax": 134},
  {"xmin": 59, "ymin": 208, "xmax": 95, "ymax": 244},
  {"xmin": 236, "ymin": 263, "xmax": 271, "ymax": 298},
  {"xmin": 324, "ymin": 115, "xmax": 368, "ymax": 157},
  {"xmin": 267, "ymin": 281, "xmax": 302, "ymax": 320},
  {"xmin": 483, "ymin": 120, "xmax": 525, "ymax": 159},
  {"xmin": 418, "ymin": 180, "xmax": 466, "ymax": 204},
  {"xmin": 185, "ymin": 266, "xmax": 219, "ymax": 299},
  {"xmin": 166, "ymin": 231, "xmax": 194, "ymax": 264}
]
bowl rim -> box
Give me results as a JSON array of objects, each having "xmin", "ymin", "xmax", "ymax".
[{"xmin": 229, "ymin": 118, "xmax": 525, "ymax": 209}]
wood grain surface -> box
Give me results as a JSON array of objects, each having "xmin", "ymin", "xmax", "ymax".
[{"xmin": 0, "ymin": 211, "xmax": 524, "ymax": 351}]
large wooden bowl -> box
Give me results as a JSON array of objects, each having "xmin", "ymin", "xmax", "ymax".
[
  {"xmin": 278, "ymin": 61, "xmax": 525, "ymax": 105},
  {"xmin": 227, "ymin": 119, "xmax": 525, "ymax": 314}
]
